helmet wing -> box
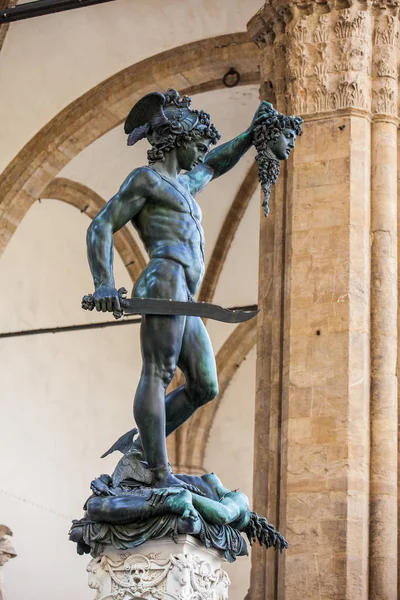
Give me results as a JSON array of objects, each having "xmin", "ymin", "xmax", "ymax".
[{"xmin": 124, "ymin": 92, "xmax": 168, "ymax": 146}]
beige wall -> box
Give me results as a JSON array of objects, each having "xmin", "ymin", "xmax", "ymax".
[{"xmin": 0, "ymin": 201, "xmax": 139, "ymax": 599}]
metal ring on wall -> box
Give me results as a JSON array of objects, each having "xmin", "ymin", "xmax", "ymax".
[{"xmin": 223, "ymin": 68, "xmax": 241, "ymax": 88}]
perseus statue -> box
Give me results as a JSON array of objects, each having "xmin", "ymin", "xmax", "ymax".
[{"xmin": 84, "ymin": 89, "xmax": 303, "ymax": 492}]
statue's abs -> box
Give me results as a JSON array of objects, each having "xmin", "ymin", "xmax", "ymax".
[{"xmin": 132, "ymin": 172, "xmax": 205, "ymax": 295}]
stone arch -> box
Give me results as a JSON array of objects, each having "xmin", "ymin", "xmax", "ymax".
[
  {"xmin": 42, "ymin": 177, "xmax": 146, "ymax": 281},
  {"xmin": 0, "ymin": 32, "xmax": 259, "ymax": 254}
]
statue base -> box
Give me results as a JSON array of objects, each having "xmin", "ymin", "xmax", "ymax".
[{"xmin": 86, "ymin": 534, "xmax": 230, "ymax": 599}]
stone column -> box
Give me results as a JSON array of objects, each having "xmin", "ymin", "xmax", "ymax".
[
  {"xmin": 247, "ymin": 2, "xmax": 399, "ymax": 598},
  {"xmin": 369, "ymin": 18, "xmax": 399, "ymax": 597},
  {"xmin": 398, "ymin": 124, "xmax": 400, "ymax": 599},
  {"xmin": 251, "ymin": 166, "xmax": 288, "ymax": 598}
]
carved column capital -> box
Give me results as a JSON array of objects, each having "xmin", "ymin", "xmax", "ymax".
[{"xmin": 247, "ymin": 1, "xmax": 400, "ymax": 116}]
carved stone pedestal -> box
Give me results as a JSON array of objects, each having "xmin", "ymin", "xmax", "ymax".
[{"xmin": 86, "ymin": 534, "xmax": 230, "ymax": 600}]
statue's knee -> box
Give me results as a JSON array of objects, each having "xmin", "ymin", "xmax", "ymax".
[
  {"xmin": 160, "ymin": 365, "xmax": 176, "ymax": 388},
  {"xmin": 86, "ymin": 497, "xmax": 104, "ymax": 520},
  {"xmin": 144, "ymin": 360, "xmax": 176, "ymax": 388},
  {"xmin": 190, "ymin": 380, "xmax": 218, "ymax": 408},
  {"xmin": 87, "ymin": 497, "xmax": 114, "ymax": 521}
]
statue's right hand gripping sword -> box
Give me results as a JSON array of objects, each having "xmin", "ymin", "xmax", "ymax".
[
  {"xmin": 82, "ymin": 288, "xmax": 258, "ymax": 324},
  {"xmin": 81, "ymin": 288, "xmax": 129, "ymax": 320}
]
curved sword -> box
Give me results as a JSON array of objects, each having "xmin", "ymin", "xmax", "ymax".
[{"xmin": 82, "ymin": 288, "xmax": 258, "ymax": 324}]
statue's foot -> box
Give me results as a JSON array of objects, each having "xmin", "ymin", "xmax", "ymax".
[
  {"xmin": 150, "ymin": 464, "xmax": 204, "ymax": 496},
  {"xmin": 177, "ymin": 515, "xmax": 202, "ymax": 535}
]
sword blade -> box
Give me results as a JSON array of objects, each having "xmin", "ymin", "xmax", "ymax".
[{"xmin": 121, "ymin": 298, "xmax": 258, "ymax": 323}]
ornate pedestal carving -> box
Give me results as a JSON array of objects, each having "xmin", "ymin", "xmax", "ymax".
[{"xmin": 86, "ymin": 535, "xmax": 230, "ymax": 600}]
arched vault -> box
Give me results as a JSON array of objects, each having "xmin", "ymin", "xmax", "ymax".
[{"xmin": 0, "ymin": 32, "xmax": 259, "ymax": 254}]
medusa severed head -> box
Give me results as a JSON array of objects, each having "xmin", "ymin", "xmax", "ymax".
[
  {"xmin": 124, "ymin": 89, "xmax": 221, "ymax": 165},
  {"xmin": 252, "ymin": 102, "xmax": 303, "ymax": 217},
  {"xmin": 253, "ymin": 102, "xmax": 303, "ymax": 161}
]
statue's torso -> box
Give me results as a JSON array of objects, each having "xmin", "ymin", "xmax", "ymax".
[{"xmin": 132, "ymin": 169, "xmax": 205, "ymax": 293}]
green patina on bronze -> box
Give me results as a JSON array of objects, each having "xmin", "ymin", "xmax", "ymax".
[
  {"xmin": 70, "ymin": 442, "xmax": 288, "ymax": 561},
  {"xmin": 72, "ymin": 89, "xmax": 302, "ymax": 558}
]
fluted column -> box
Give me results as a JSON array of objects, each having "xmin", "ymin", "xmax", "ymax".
[
  {"xmin": 370, "ymin": 115, "xmax": 398, "ymax": 599},
  {"xmin": 369, "ymin": 15, "xmax": 399, "ymax": 597},
  {"xmin": 251, "ymin": 167, "xmax": 288, "ymax": 599},
  {"xmin": 248, "ymin": 2, "xmax": 399, "ymax": 598},
  {"xmin": 397, "ymin": 125, "xmax": 400, "ymax": 599}
]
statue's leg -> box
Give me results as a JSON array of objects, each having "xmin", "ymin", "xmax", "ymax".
[
  {"xmin": 164, "ymin": 316, "xmax": 218, "ymax": 436},
  {"xmin": 132, "ymin": 258, "xmax": 188, "ymax": 470},
  {"xmin": 131, "ymin": 260, "xmax": 210, "ymax": 492},
  {"xmin": 128, "ymin": 316, "xmax": 217, "ymax": 459},
  {"xmin": 134, "ymin": 312, "xmax": 185, "ymax": 469}
]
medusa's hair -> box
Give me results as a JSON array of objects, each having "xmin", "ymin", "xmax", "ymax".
[
  {"xmin": 245, "ymin": 511, "xmax": 288, "ymax": 553},
  {"xmin": 124, "ymin": 88, "xmax": 220, "ymax": 164},
  {"xmin": 252, "ymin": 102, "xmax": 303, "ymax": 151}
]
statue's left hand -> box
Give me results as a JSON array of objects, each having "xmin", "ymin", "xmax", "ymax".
[
  {"xmin": 90, "ymin": 475, "xmax": 116, "ymax": 497},
  {"xmin": 147, "ymin": 488, "xmax": 199, "ymax": 522},
  {"xmin": 248, "ymin": 101, "xmax": 274, "ymax": 135},
  {"xmin": 147, "ymin": 487, "xmax": 182, "ymax": 507}
]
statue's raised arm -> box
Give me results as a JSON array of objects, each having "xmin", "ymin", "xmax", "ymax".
[{"xmin": 183, "ymin": 101, "xmax": 303, "ymax": 200}]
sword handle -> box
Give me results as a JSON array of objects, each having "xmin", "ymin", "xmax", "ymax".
[{"xmin": 81, "ymin": 287, "xmax": 129, "ymax": 320}]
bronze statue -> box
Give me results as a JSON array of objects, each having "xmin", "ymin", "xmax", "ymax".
[
  {"xmin": 83, "ymin": 89, "xmax": 302, "ymax": 489},
  {"xmin": 74, "ymin": 89, "xmax": 303, "ymax": 558},
  {"xmin": 70, "ymin": 470, "xmax": 287, "ymax": 561}
]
